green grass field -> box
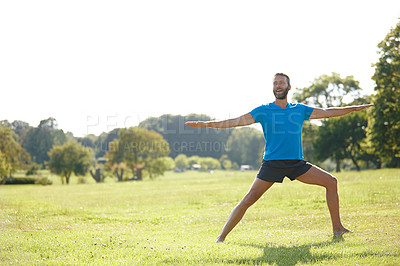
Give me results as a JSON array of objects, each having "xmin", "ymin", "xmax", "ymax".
[{"xmin": 1, "ymin": 169, "xmax": 399, "ymax": 265}]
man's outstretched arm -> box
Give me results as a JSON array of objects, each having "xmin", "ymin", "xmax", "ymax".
[
  {"xmin": 309, "ymin": 104, "xmax": 374, "ymax": 120},
  {"xmin": 185, "ymin": 113, "xmax": 255, "ymax": 128}
]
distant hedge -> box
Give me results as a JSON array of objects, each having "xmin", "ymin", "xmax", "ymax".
[
  {"xmin": 2, "ymin": 177, "xmax": 35, "ymax": 185},
  {"xmin": 2, "ymin": 176, "xmax": 52, "ymax": 185}
]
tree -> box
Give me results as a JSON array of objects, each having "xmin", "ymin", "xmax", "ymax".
[
  {"xmin": 108, "ymin": 162, "xmax": 127, "ymax": 182},
  {"xmin": 187, "ymin": 156, "xmax": 201, "ymax": 169},
  {"xmin": 301, "ymin": 122, "xmax": 319, "ymax": 162},
  {"xmin": 77, "ymin": 134, "xmax": 96, "ymax": 150},
  {"xmin": 293, "ymin": 72, "xmax": 361, "ymax": 108},
  {"xmin": 314, "ymin": 111, "xmax": 368, "ymax": 171},
  {"xmin": 162, "ymin": 157, "xmax": 175, "ymax": 171},
  {"xmin": 146, "ymin": 157, "xmax": 172, "ymax": 178},
  {"xmin": 226, "ymin": 127, "xmax": 264, "ymax": 168},
  {"xmin": 91, "ymin": 128, "xmax": 120, "ymax": 158},
  {"xmin": 369, "ymin": 20, "xmax": 400, "ymax": 167},
  {"xmin": 198, "ymin": 157, "xmax": 221, "ymax": 171},
  {"xmin": 222, "ymin": 159, "xmax": 232, "ymax": 170},
  {"xmin": 1, "ymin": 120, "xmax": 31, "ymax": 147},
  {"xmin": 0, "ymin": 151, "xmax": 12, "ymax": 182},
  {"xmin": 89, "ymin": 167, "xmax": 102, "ymax": 183},
  {"xmin": 0, "ymin": 126, "xmax": 26, "ymax": 180},
  {"xmin": 220, "ymin": 154, "xmax": 232, "ymax": 170},
  {"xmin": 48, "ymin": 142, "xmax": 94, "ymax": 184},
  {"xmin": 174, "ymin": 154, "xmax": 189, "ymax": 170},
  {"xmin": 105, "ymin": 127, "xmax": 170, "ymax": 181},
  {"xmin": 24, "ymin": 118, "xmax": 67, "ymax": 167},
  {"xmin": 293, "ymin": 74, "xmax": 371, "ymax": 170}
]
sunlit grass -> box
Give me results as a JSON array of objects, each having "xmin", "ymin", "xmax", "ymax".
[{"xmin": 1, "ymin": 169, "xmax": 399, "ymax": 265}]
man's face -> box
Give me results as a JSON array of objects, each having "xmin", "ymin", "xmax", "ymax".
[{"xmin": 273, "ymin": 75, "xmax": 291, "ymax": 100}]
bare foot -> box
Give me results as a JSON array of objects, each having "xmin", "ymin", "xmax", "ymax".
[
  {"xmin": 333, "ymin": 227, "xmax": 352, "ymax": 235},
  {"xmin": 216, "ymin": 235, "xmax": 225, "ymax": 243}
]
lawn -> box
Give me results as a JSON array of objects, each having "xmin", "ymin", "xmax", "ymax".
[{"xmin": 0, "ymin": 169, "xmax": 399, "ymax": 265}]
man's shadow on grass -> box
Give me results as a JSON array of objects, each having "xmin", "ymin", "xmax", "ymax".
[{"xmin": 230, "ymin": 234, "xmax": 345, "ymax": 266}]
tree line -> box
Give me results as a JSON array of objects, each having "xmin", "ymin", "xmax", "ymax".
[
  {"xmin": 0, "ymin": 19, "xmax": 399, "ymax": 184},
  {"xmin": 0, "ymin": 115, "xmax": 264, "ymax": 184}
]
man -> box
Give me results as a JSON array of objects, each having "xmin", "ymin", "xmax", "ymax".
[{"xmin": 185, "ymin": 73, "xmax": 373, "ymax": 243}]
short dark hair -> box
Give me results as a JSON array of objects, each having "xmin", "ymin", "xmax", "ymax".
[{"xmin": 274, "ymin": 73, "xmax": 290, "ymax": 86}]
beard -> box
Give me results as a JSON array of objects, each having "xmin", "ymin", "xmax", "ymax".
[{"xmin": 273, "ymin": 86, "xmax": 290, "ymax": 99}]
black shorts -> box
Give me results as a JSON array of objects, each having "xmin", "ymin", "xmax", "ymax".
[{"xmin": 256, "ymin": 160, "xmax": 312, "ymax": 183}]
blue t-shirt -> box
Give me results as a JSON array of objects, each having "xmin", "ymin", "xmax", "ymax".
[{"xmin": 250, "ymin": 103, "xmax": 314, "ymax": 161}]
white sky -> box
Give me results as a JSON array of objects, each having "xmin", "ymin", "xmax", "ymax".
[{"xmin": 1, "ymin": 1, "xmax": 399, "ymax": 137}]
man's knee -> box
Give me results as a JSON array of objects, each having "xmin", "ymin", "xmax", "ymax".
[{"xmin": 325, "ymin": 174, "xmax": 338, "ymax": 189}]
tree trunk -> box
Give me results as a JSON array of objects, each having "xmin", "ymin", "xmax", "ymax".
[
  {"xmin": 376, "ymin": 160, "xmax": 381, "ymax": 169},
  {"xmin": 335, "ymin": 159, "xmax": 341, "ymax": 172},
  {"xmin": 136, "ymin": 168, "xmax": 143, "ymax": 181},
  {"xmin": 389, "ymin": 157, "xmax": 400, "ymax": 168},
  {"xmin": 115, "ymin": 168, "xmax": 124, "ymax": 182},
  {"xmin": 66, "ymin": 173, "xmax": 71, "ymax": 184},
  {"xmin": 349, "ymin": 154, "xmax": 360, "ymax": 171},
  {"xmin": 89, "ymin": 168, "xmax": 101, "ymax": 183}
]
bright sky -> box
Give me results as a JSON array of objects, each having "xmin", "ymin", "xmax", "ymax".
[{"xmin": 1, "ymin": 1, "xmax": 399, "ymax": 137}]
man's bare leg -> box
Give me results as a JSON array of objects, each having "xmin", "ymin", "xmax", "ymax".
[
  {"xmin": 296, "ymin": 165, "xmax": 351, "ymax": 234},
  {"xmin": 216, "ymin": 178, "xmax": 274, "ymax": 242}
]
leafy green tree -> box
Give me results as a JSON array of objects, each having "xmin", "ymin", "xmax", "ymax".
[
  {"xmin": 369, "ymin": 20, "xmax": 400, "ymax": 167},
  {"xmin": 89, "ymin": 128, "xmax": 120, "ymax": 158},
  {"xmin": 146, "ymin": 157, "xmax": 172, "ymax": 178},
  {"xmin": 0, "ymin": 126, "xmax": 26, "ymax": 180},
  {"xmin": 187, "ymin": 156, "xmax": 200, "ymax": 168},
  {"xmin": 48, "ymin": 142, "xmax": 94, "ymax": 184},
  {"xmin": 77, "ymin": 134, "xmax": 96, "ymax": 150},
  {"xmin": 78, "ymin": 135, "xmax": 111, "ymax": 183},
  {"xmin": 26, "ymin": 163, "xmax": 41, "ymax": 176},
  {"xmin": 226, "ymin": 127, "xmax": 264, "ymax": 168},
  {"xmin": 219, "ymin": 154, "xmax": 232, "ymax": 170},
  {"xmin": 161, "ymin": 157, "xmax": 175, "ymax": 171},
  {"xmin": 24, "ymin": 118, "xmax": 67, "ymax": 167},
  {"xmin": 301, "ymin": 122, "xmax": 319, "ymax": 162},
  {"xmin": 222, "ymin": 159, "xmax": 232, "ymax": 170},
  {"xmin": 293, "ymin": 72, "xmax": 361, "ymax": 108},
  {"xmin": 174, "ymin": 154, "xmax": 189, "ymax": 170},
  {"xmin": 293, "ymin": 74, "xmax": 372, "ymax": 169},
  {"xmin": 0, "ymin": 151, "xmax": 12, "ymax": 181},
  {"xmin": 198, "ymin": 157, "xmax": 221, "ymax": 171},
  {"xmin": 314, "ymin": 111, "xmax": 368, "ymax": 171},
  {"xmin": 1, "ymin": 120, "xmax": 31, "ymax": 147},
  {"xmin": 313, "ymin": 119, "xmax": 345, "ymax": 172},
  {"xmin": 106, "ymin": 127, "xmax": 170, "ymax": 181}
]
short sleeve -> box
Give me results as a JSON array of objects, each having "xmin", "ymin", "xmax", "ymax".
[
  {"xmin": 249, "ymin": 105, "xmax": 265, "ymax": 123},
  {"xmin": 302, "ymin": 104, "xmax": 314, "ymax": 120}
]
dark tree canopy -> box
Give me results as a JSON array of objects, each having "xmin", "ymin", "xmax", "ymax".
[
  {"xmin": 23, "ymin": 118, "xmax": 67, "ymax": 167},
  {"xmin": 48, "ymin": 142, "xmax": 94, "ymax": 184},
  {"xmin": 369, "ymin": 20, "xmax": 400, "ymax": 167}
]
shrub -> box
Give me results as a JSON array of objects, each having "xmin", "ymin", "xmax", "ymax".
[
  {"xmin": 35, "ymin": 176, "xmax": 53, "ymax": 185},
  {"xmin": 26, "ymin": 163, "xmax": 41, "ymax": 176},
  {"xmin": 3, "ymin": 177, "xmax": 35, "ymax": 185}
]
